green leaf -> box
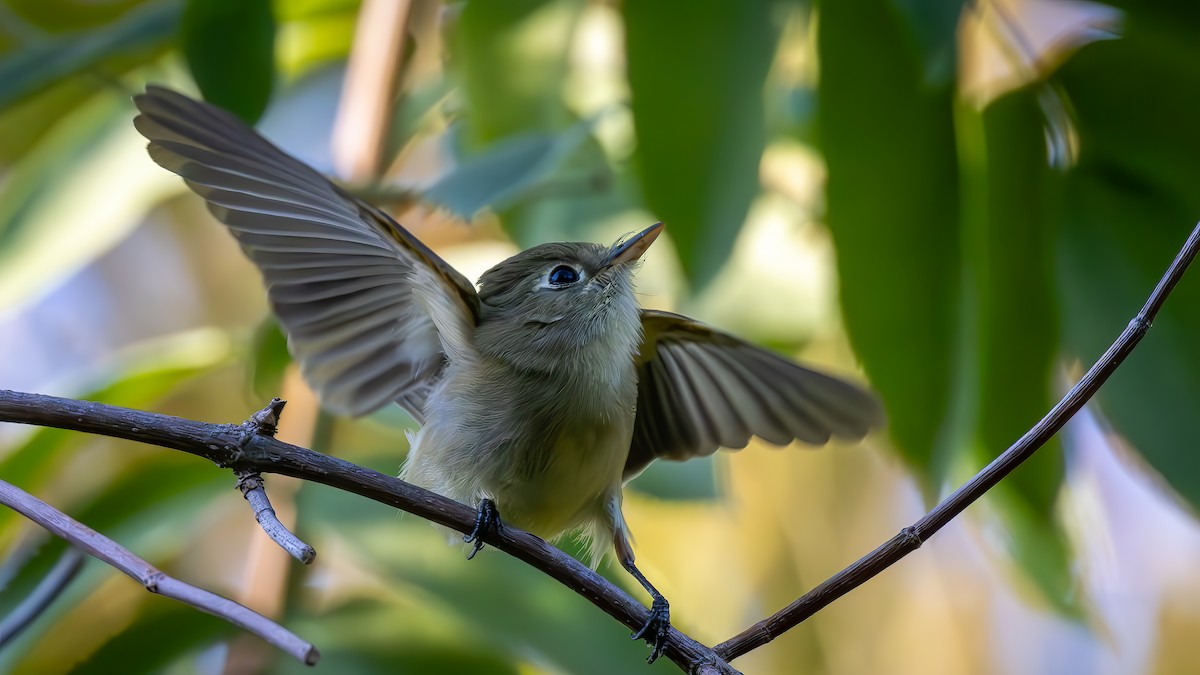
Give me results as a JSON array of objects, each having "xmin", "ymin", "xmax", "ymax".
[
  {"xmin": 817, "ymin": 0, "xmax": 961, "ymax": 481},
  {"xmin": 1054, "ymin": 20, "xmax": 1200, "ymax": 512},
  {"xmin": 180, "ymin": 0, "xmax": 276, "ymax": 124},
  {"xmin": 0, "ymin": 1, "xmax": 180, "ymax": 111},
  {"xmin": 970, "ymin": 89, "xmax": 1062, "ymax": 510},
  {"xmin": 622, "ymin": 0, "xmax": 779, "ymax": 287},
  {"xmin": 962, "ymin": 86, "xmax": 1072, "ymax": 611}
]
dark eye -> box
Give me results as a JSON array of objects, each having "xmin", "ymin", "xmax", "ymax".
[{"xmin": 548, "ymin": 265, "xmax": 580, "ymax": 286}]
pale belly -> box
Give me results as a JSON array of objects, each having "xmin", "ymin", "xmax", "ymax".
[
  {"xmin": 401, "ymin": 396, "xmax": 634, "ymax": 540},
  {"xmin": 488, "ymin": 417, "xmax": 631, "ymax": 537}
]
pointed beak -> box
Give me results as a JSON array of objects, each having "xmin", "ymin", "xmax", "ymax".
[{"xmin": 603, "ymin": 222, "xmax": 664, "ymax": 268}]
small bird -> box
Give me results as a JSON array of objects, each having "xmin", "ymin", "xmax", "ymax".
[{"xmin": 133, "ymin": 85, "xmax": 884, "ymax": 662}]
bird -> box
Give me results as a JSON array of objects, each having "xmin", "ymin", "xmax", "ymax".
[{"xmin": 132, "ymin": 85, "xmax": 885, "ymax": 662}]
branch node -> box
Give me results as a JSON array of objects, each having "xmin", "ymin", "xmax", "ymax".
[
  {"xmin": 900, "ymin": 526, "xmax": 923, "ymax": 549},
  {"xmin": 1129, "ymin": 314, "xmax": 1152, "ymax": 335},
  {"xmin": 144, "ymin": 570, "xmax": 165, "ymax": 593}
]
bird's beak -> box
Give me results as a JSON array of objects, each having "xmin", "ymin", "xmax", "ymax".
[{"xmin": 603, "ymin": 222, "xmax": 664, "ymax": 268}]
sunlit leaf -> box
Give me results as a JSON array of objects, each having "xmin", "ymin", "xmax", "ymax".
[
  {"xmin": 623, "ymin": 0, "xmax": 779, "ymax": 288},
  {"xmin": 0, "ymin": 92, "xmax": 183, "ymax": 311},
  {"xmin": 817, "ymin": 0, "xmax": 961, "ymax": 483},
  {"xmin": 181, "ymin": 0, "xmax": 276, "ymax": 124}
]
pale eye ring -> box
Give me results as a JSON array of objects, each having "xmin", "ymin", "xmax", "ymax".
[{"xmin": 548, "ymin": 265, "xmax": 580, "ymax": 286}]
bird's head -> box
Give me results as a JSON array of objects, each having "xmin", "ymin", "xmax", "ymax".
[{"xmin": 474, "ymin": 222, "xmax": 663, "ymax": 372}]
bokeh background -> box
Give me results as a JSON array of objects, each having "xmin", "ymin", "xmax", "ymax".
[{"xmin": 2, "ymin": 0, "xmax": 1200, "ymax": 673}]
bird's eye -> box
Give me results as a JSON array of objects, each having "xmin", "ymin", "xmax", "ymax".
[{"xmin": 548, "ymin": 265, "xmax": 580, "ymax": 286}]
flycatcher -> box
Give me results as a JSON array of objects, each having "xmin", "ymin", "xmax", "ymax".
[{"xmin": 133, "ymin": 86, "xmax": 884, "ymax": 662}]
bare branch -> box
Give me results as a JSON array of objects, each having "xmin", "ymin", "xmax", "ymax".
[
  {"xmin": 0, "ymin": 546, "xmax": 85, "ymax": 648},
  {"xmin": 0, "ymin": 394, "xmax": 734, "ymax": 673},
  {"xmin": 3, "ymin": 221, "xmax": 1195, "ymax": 671},
  {"xmin": 711, "ymin": 221, "xmax": 1200, "ymax": 661},
  {"xmin": 0, "ymin": 479, "xmax": 319, "ymax": 666}
]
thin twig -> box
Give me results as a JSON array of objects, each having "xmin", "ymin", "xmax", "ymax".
[
  {"xmin": 711, "ymin": 221, "xmax": 1200, "ymax": 661},
  {"xmin": 236, "ymin": 472, "xmax": 316, "ymax": 564},
  {"xmin": 0, "ymin": 479, "xmax": 320, "ymax": 666},
  {"xmin": 0, "ymin": 393, "xmax": 735, "ymax": 674},
  {"xmin": 233, "ymin": 398, "xmax": 316, "ymax": 564},
  {"xmin": 0, "ymin": 546, "xmax": 85, "ymax": 648}
]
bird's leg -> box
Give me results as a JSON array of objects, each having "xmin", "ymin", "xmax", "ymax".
[
  {"xmin": 615, "ymin": 529, "xmax": 670, "ymax": 663},
  {"xmin": 463, "ymin": 498, "xmax": 502, "ymax": 560}
]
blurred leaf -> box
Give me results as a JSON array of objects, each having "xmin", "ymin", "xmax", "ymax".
[
  {"xmin": 451, "ymin": 0, "xmax": 581, "ymax": 145},
  {"xmin": 623, "ymin": 0, "xmax": 779, "ymax": 287},
  {"xmin": 965, "ymin": 87, "xmax": 1072, "ymax": 611},
  {"xmin": 295, "ymin": 486, "xmax": 675, "ymax": 674},
  {"xmin": 423, "ymin": 118, "xmax": 599, "ymax": 220},
  {"xmin": 274, "ymin": 0, "xmax": 360, "ymax": 78},
  {"xmin": 279, "ymin": 599, "xmax": 521, "ymax": 675},
  {"xmin": 0, "ymin": 0, "xmax": 180, "ymax": 111},
  {"xmin": 1055, "ymin": 22, "xmax": 1200, "ymax": 511},
  {"xmin": 5, "ymin": 0, "xmax": 152, "ymax": 32},
  {"xmin": 627, "ymin": 455, "xmax": 718, "ymax": 502},
  {"xmin": 250, "ymin": 317, "xmax": 292, "ymax": 399},
  {"xmin": 385, "ymin": 76, "xmax": 454, "ymax": 161},
  {"xmin": 817, "ymin": 0, "xmax": 961, "ymax": 483},
  {"xmin": 70, "ymin": 602, "xmax": 234, "ymax": 674},
  {"xmin": 0, "ymin": 90, "xmax": 183, "ymax": 310},
  {"xmin": 180, "ymin": 0, "xmax": 276, "ymax": 124},
  {"xmin": 0, "ymin": 330, "xmax": 232, "ymax": 506},
  {"xmin": 449, "ymin": 0, "xmax": 628, "ymax": 246},
  {"xmin": 891, "ymin": 0, "xmax": 967, "ymax": 86},
  {"xmin": 0, "ymin": 80, "xmax": 103, "ymax": 164}
]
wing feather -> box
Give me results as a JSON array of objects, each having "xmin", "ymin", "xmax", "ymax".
[
  {"xmin": 625, "ymin": 310, "xmax": 884, "ymax": 479},
  {"xmin": 134, "ymin": 86, "xmax": 479, "ymax": 418}
]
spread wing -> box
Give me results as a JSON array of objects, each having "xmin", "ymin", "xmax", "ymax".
[
  {"xmin": 133, "ymin": 85, "xmax": 479, "ymax": 420},
  {"xmin": 625, "ymin": 310, "xmax": 885, "ymax": 479}
]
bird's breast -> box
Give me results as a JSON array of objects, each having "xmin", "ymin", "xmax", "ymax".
[{"xmin": 409, "ymin": 355, "xmax": 637, "ymax": 538}]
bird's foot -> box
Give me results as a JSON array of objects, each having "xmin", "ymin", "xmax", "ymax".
[
  {"xmin": 463, "ymin": 498, "xmax": 502, "ymax": 560},
  {"xmin": 631, "ymin": 594, "xmax": 670, "ymax": 663}
]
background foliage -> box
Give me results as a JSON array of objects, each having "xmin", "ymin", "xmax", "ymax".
[{"xmin": 2, "ymin": 0, "xmax": 1200, "ymax": 673}]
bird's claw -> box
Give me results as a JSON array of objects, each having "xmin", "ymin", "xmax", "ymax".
[
  {"xmin": 631, "ymin": 595, "xmax": 670, "ymax": 663},
  {"xmin": 463, "ymin": 498, "xmax": 502, "ymax": 560}
]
